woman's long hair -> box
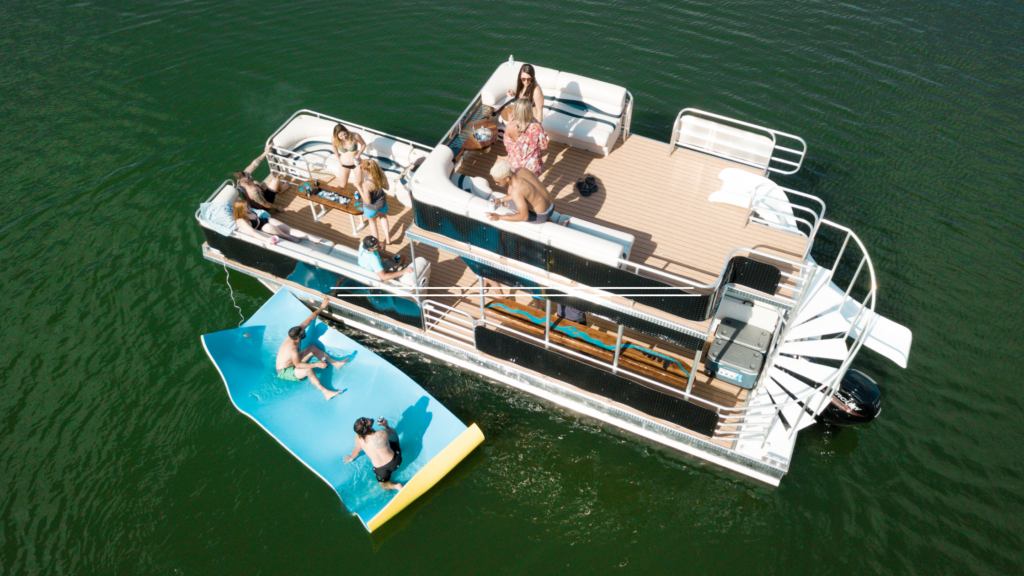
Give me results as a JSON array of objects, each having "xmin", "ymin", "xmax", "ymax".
[
  {"xmin": 332, "ymin": 124, "xmax": 351, "ymax": 150},
  {"xmin": 232, "ymin": 199, "xmax": 248, "ymax": 221},
  {"xmin": 360, "ymin": 159, "xmax": 387, "ymax": 191},
  {"xmin": 512, "ymin": 98, "xmax": 535, "ymax": 132},
  {"xmin": 514, "ymin": 63, "xmax": 537, "ymax": 100}
]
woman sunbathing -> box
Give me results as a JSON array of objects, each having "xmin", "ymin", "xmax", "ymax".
[{"xmin": 232, "ymin": 200, "xmax": 322, "ymax": 245}]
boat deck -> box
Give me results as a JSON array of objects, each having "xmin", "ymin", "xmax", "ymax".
[
  {"xmin": 273, "ymin": 133, "xmax": 805, "ymax": 334},
  {"xmin": 253, "ymin": 133, "xmax": 812, "ymax": 446}
]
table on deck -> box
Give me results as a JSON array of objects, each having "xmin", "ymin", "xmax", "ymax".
[
  {"xmin": 452, "ymin": 105, "xmax": 499, "ymax": 158},
  {"xmin": 296, "ymin": 180, "xmax": 368, "ymax": 235}
]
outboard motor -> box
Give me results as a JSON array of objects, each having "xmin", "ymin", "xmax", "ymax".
[{"xmin": 819, "ymin": 369, "xmax": 881, "ymax": 426}]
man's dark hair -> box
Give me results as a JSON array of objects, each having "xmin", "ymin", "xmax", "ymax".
[
  {"xmin": 353, "ymin": 417, "xmax": 373, "ymax": 438},
  {"xmin": 288, "ymin": 326, "xmax": 305, "ymax": 341},
  {"xmin": 361, "ymin": 236, "xmax": 379, "ymax": 250},
  {"xmin": 233, "ymin": 170, "xmax": 246, "ymax": 181}
]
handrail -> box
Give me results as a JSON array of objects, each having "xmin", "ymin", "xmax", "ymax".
[
  {"xmin": 671, "ymin": 108, "xmax": 808, "ymax": 175},
  {"xmin": 744, "ymin": 184, "xmax": 827, "ymax": 260},
  {"xmin": 265, "ymin": 109, "xmax": 431, "ymax": 152},
  {"xmin": 622, "ymin": 90, "xmax": 634, "ymax": 140}
]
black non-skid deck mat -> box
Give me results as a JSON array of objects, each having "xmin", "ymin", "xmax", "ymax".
[{"xmin": 475, "ymin": 326, "xmax": 719, "ymax": 438}]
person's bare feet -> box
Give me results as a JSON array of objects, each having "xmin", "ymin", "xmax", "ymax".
[
  {"xmin": 323, "ymin": 389, "xmax": 341, "ymax": 401},
  {"xmin": 331, "ymin": 356, "xmax": 351, "ymax": 370},
  {"xmin": 382, "ymin": 481, "xmax": 402, "ymax": 491}
]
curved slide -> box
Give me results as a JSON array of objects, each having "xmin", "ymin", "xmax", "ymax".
[{"xmin": 201, "ymin": 289, "xmax": 483, "ymax": 532}]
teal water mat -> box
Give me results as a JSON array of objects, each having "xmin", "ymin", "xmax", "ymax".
[{"xmin": 201, "ymin": 289, "xmax": 483, "ymax": 532}]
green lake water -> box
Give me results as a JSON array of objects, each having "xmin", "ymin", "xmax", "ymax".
[{"xmin": 1, "ymin": 1, "xmax": 1022, "ymax": 574}]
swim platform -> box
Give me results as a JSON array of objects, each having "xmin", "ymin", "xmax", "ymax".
[{"xmin": 200, "ymin": 289, "xmax": 484, "ymax": 532}]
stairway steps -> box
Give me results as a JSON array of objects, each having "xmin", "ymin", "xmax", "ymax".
[
  {"xmin": 773, "ymin": 355, "xmax": 840, "ymax": 384},
  {"xmin": 778, "ymin": 338, "xmax": 848, "ymax": 360}
]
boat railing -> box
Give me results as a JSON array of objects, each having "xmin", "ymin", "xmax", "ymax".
[
  {"xmin": 745, "ymin": 184, "xmax": 827, "ymax": 261},
  {"xmin": 670, "ymin": 108, "xmax": 808, "ymax": 175},
  {"xmin": 741, "ymin": 219, "xmax": 878, "ymax": 441},
  {"xmin": 422, "ymin": 300, "xmax": 476, "ymax": 347},
  {"xmin": 622, "ymin": 90, "xmax": 634, "ymax": 140},
  {"xmin": 475, "ymin": 310, "xmax": 844, "ymax": 442},
  {"xmin": 265, "ymin": 109, "xmax": 430, "ymax": 152}
]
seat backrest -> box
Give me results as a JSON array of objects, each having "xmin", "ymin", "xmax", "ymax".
[
  {"xmin": 479, "ymin": 62, "xmax": 560, "ymax": 107},
  {"xmin": 554, "ymin": 72, "xmax": 626, "ymax": 113}
]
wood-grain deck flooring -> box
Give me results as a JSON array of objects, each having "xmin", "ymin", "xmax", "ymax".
[{"xmin": 256, "ymin": 133, "xmax": 816, "ymax": 445}]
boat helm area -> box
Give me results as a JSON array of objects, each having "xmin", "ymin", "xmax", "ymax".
[{"xmin": 196, "ymin": 60, "xmax": 911, "ymax": 485}]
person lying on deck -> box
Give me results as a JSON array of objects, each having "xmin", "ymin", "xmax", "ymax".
[
  {"xmin": 343, "ymin": 417, "xmax": 403, "ymax": 491},
  {"xmin": 485, "ymin": 160, "xmax": 559, "ymax": 224},
  {"xmin": 275, "ymin": 297, "xmax": 351, "ymax": 401},
  {"xmin": 234, "ymin": 144, "xmax": 288, "ymax": 213},
  {"xmin": 232, "ymin": 200, "xmax": 322, "ymax": 245},
  {"xmin": 357, "ymin": 235, "xmax": 413, "ymax": 282}
]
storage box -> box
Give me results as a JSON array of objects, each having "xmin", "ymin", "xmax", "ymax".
[
  {"xmin": 716, "ymin": 318, "xmax": 773, "ymax": 354},
  {"xmin": 706, "ymin": 337, "xmax": 764, "ymax": 390}
]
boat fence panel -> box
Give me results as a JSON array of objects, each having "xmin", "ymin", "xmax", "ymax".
[
  {"xmin": 414, "ymin": 199, "xmax": 782, "ymax": 322},
  {"xmin": 474, "ymin": 325, "xmax": 719, "ymax": 437},
  {"xmin": 462, "ymin": 258, "xmax": 707, "ymax": 350},
  {"xmin": 203, "ymin": 229, "xmax": 423, "ymax": 330}
]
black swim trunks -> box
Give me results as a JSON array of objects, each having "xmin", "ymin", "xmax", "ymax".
[{"xmin": 373, "ymin": 439, "xmax": 402, "ymax": 483}]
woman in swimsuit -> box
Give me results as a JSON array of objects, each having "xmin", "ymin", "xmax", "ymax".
[
  {"xmin": 232, "ymin": 200, "xmax": 321, "ymax": 245},
  {"xmin": 358, "ymin": 159, "xmax": 393, "ymax": 246},
  {"xmin": 505, "ymin": 63, "xmax": 544, "ymax": 122},
  {"xmin": 331, "ymin": 124, "xmax": 366, "ymax": 190},
  {"xmin": 503, "ymin": 98, "xmax": 548, "ymax": 177}
]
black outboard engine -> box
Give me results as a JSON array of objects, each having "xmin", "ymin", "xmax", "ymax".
[{"xmin": 819, "ymin": 369, "xmax": 881, "ymax": 426}]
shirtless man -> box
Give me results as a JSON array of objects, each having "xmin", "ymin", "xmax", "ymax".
[
  {"xmin": 275, "ymin": 297, "xmax": 350, "ymax": 400},
  {"xmin": 234, "ymin": 144, "xmax": 288, "ymax": 213},
  {"xmin": 343, "ymin": 417, "xmax": 403, "ymax": 490},
  {"xmin": 485, "ymin": 160, "xmax": 556, "ymax": 224}
]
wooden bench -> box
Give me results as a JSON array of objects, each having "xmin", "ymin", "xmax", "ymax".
[{"xmin": 483, "ymin": 298, "xmax": 693, "ymax": 391}]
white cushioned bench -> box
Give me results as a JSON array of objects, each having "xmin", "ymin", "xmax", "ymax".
[
  {"xmin": 198, "ymin": 181, "xmax": 431, "ymax": 297},
  {"xmin": 269, "ymin": 114, "xmax": 428, "ymax": 207},
  {"xmin": 478, "ymin": 62, "xmax": 628, "ymax": 157},
  {"xmin": 412, "ymin": 146, "xmax": 635, "ymax": 266}
]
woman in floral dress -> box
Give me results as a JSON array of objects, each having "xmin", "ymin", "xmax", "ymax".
[{"xmin": 503, "ymin": 98, "xmax": 548, "ymax": 177}]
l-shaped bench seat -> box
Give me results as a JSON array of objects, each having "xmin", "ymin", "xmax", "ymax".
[
  {"xmin": 479, "ymin": 62, "xmax": 630, "ymax": 157},
  {"xmin": 411, "ymin": 145, "xmax": 635, "ymax": 269},
  {"xmin": 266, "ymin": 113, "xmax": 431, "ymax": 207},
  {"xmin": 199, "ymin": 182, "xmax": 431, "ymax": 296}
]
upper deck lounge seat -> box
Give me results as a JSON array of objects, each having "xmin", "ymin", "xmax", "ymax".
[{"xmin": 479, "ymin": 62, "xmax": 627, "ymax": 157}]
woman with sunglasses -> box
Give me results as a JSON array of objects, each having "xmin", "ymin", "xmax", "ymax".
[{"xmin": 505, "ymin": 63, "xmax": 545, "ymax": 122}]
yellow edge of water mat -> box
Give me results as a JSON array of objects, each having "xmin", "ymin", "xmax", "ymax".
[{"xmin": 366, "ymin": 423, "xmax": 485, "ymax": 532}]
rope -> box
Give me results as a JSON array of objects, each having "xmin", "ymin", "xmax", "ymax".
[{"xmin": 221, "ymin": 259, "xmax": 246, "ymax": 327}]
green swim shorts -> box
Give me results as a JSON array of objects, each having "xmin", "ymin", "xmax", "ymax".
[{"xmin": 276, "ymin": 366, "xmax": 302, "ymax": 381}]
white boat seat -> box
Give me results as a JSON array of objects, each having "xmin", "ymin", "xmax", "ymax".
[
  {"xmin": 478, "ymin": 62, "xmax": 627, "ymax": 157},
  {"xmin": 676, "ymin": 116, "xmax": 775, "ymax": 171}
]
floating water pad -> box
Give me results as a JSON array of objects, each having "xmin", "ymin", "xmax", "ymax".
[{"xmin": 201, "ymin": 289, "xmax": 484, "ymax": 532}]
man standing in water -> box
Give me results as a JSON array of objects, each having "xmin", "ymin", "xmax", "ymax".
[
  {"xmin": 343, "ymin": 417, "xmax": 403, "ymax": 490},
  {"xmin": 275, "ymin": 297, "xmax": 350, "ymax": 400}
]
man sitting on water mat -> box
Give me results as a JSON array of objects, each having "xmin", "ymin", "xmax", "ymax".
[{"xmin": 275, "ymin": 297, "xmax": 352, "ymax": 400}]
